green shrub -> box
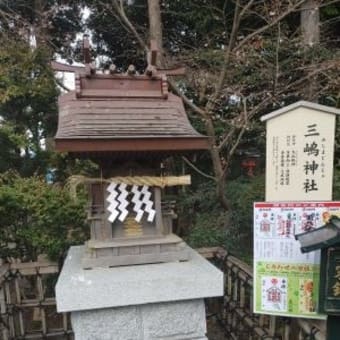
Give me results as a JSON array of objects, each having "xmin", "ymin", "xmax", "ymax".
[
  {"xmin": 185, "ymin": 212, "xmax": 228, "ymax": 248},
  {"xmin": 179, "ymin": 175, "xmax": 264, "ymax": 261},
  {"xmin": 0, "ymin": 173, "xmax": 88, "ymax": 261}
]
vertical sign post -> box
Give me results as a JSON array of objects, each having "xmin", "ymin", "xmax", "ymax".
[
  {"xmin": 254, "ymin": 101, "xmax": 340, "ymax": 321},
  {"xmin": 263, "ymin": 101, "xmax": 338, "ymax": 202}
]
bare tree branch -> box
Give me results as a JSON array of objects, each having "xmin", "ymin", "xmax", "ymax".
[
  {"xmin": 114, "ymin": 0, "xmax": 148, "ymax": 52},
  {"xmin": 182, "ymin": 156, "xmax": 216, "ymax": 181},
  {"xmin": 205, "ymin": 0, "xmax": 241, "ymax": 114},
  {"xmin": 274, "ymin": 22, "xmax": 281, "ymax": 93},
  {"xmin": 167, "ymin": 79, "xmax": 209, "ymax": 119},
  {"xmin": 235, "ymin": 0, "xmax": 305, "ymax": 52},
  {"xmin": 56, "ymin": 79, "xmax": 71, "ymax": 92},
  {"xmin": 239, "ymin": 0, "xmax": 255, "ymax": 18}
]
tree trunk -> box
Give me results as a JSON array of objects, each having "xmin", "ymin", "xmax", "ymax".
[
  {"xmin": 148, "ymin": 0, "xmax": 163, "ymax": 65},
  {"xmin": 301, "ymin": 0, "xmax": 320, "ymax": 47},
  {"xmin": 301, "ymin": 0, "xmax": 320, "ymax": 101},
  {"xmin": 205, "ymin": 120, "xmax": 230, "ymax": 210},
  {"xmin": 147, "ymin": 0, "xmax": 229, "ymax": 210}
]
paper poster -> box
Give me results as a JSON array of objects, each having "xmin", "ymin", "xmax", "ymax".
[{"xmin": 254, "ymin": 201, "xmax": 340, "ymax": 318}]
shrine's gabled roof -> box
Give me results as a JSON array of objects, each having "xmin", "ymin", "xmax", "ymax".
[
  {"xmin": 55, "ymin": 73, "xmax": 208, "ymax": 151},
  {"xmin": 54, "ymin": 39, "xmax": 209, "ymax": 157}
]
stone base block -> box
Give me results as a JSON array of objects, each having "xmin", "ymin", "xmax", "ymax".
[
  {"xmin": 71, "ymin": 299, "xmax": 207, "ymax": 340},
  {"xmin": 56, "ymin": 245, "xmax": 223, "ymax": 340},
  {"xmin": 56, "ymin": 245, "xmax": 223, "ymax": 312},
  {"xmin": 82, "ymin": 234, "xmax": 189, "ymax": 268}
]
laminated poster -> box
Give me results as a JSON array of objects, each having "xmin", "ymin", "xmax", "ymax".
[{"xmin": 254, "ymin": 201, "xmax": 340, "ymax": 318}]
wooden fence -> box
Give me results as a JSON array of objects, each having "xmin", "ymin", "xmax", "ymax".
[
  {"xmin": 0, "ymin": 259, "xmax": 72, "ymax": 339},
  {"xmin": 0, "ymin": 249, "xmax": 326, "ymax": 340}
]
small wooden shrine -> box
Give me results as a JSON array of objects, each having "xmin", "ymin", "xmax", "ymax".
[{"xmin": 54, "ymin": 38, "xmax": 209, "ymax": 268}]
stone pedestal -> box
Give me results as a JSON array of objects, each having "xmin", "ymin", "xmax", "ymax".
[
  {"xmin": 71, "ymin": 300, "xmax": 207, "ymax": 340},
  {"xmin": 56, "ymin": 245, "xmax": 223, "ymax": 340}
]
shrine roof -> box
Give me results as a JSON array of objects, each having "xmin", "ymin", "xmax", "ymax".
[
  {"xmin": 54, "ymin": 38, "xmax": 209, "ymax": 156},
  {"xmin": 55, "ymin": 73, "xmax": 209, "ymax": 154},
  {"xmin": 56, "ymin": 74, "xmax": 202, "ymax": 139}
]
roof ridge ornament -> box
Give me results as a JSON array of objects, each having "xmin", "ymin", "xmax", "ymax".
[{"xmin": 52, "ymin": 36, "xmax": 185, "ymax": 78}]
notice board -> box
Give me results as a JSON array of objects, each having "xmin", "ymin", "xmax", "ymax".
[{"xmin": 254, "ymin": 201, "xmax": 340, "ymax": 318}]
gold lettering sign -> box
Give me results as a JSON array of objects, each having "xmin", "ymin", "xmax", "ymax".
[{"xmin": 123, "ymin": 216, "xmax": 143, "ymax": 237}]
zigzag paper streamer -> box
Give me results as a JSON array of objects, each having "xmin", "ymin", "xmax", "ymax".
[
  {"xmin": 106, "ymin": 182, "xmax": 119, "ymax": 223},
  {"xmin": 135, "ymin": 185, "xmax": 156, "ymax": 223},
  {"xmin": 117, "ymin": 183, "xmax": 129, "ymax": 222},
  {"xmin": 131, "ymin": 185, "xmax": 143, "ymax": 213},
  {"xmin": 106, "ymin": 183, "xmax": 156, "ymax": 224}
]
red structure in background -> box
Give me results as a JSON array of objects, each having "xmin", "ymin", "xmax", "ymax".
[{"xmin": 241, "ymin": 158, "xmax": 257, "ymax": 177}]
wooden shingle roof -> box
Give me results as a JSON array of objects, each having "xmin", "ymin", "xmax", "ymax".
[{"xmin": 55, "ymin": 73, "xmax": 209, "ymax": 155}]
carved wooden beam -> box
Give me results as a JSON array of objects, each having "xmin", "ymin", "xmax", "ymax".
[{"xmin": 51, "ymin": 61, "xmax": 85, "ymax": 74}]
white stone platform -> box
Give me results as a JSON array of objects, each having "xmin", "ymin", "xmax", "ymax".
[
  {"xmin": 56, "ymin": 245, "xmax": 223, "ymax": 312},
  {"xmin": 56, "ymin": 245, "xmax": 223, "ymax": 339}
]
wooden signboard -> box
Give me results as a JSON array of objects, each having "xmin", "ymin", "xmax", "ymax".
[{"xmin": 261, "ymin": 101, "xmax": 339, "ymax": 202}]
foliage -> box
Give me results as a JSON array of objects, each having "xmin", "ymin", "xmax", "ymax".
[
  {"xmin": 86, "ymin": 0, "xmax": 148, "ymax": 70},
  {"xmin": 178, "ymin": 181, "xmax": 227, "ymax": 248},
  {"xmin": 0, "ymin": 37, "xmax": 58, "ymax": 141},
  {"xmin": 0, "ymin": 2, "xmax": 85, "ymax": 177},
  {"xmin": 0, "ymin": 36, "xmax": 60, "ymax": 177},
  {"xmin": 333, "ymin": 167, "xmax": 340, "ymax": 200},
  {"xmin": 226, "ymin": 175, "xmax": 265, "ymax": 255},
  {"xmin": 0, "ymin": 123, "xmax": 27, "ymax": 173},
  {"xmin": 185, "ymin": 221, "xmax": 227, "ymax": 248},
  {"xmin": 0, "ymin": 1, "xmax": 83, "ymax": 57},
  {"xmin": 0, "ymin": 173, "xmax": 88, "ymax": 261},
  {"xmin": 181, "ymin": 175, "xmax": 264, "ymax": 260}
]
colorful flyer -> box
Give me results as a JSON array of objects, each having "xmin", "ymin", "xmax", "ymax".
[{"xmin": 254, "ymin": 201, "xmax": 340, "ymax": 318}]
